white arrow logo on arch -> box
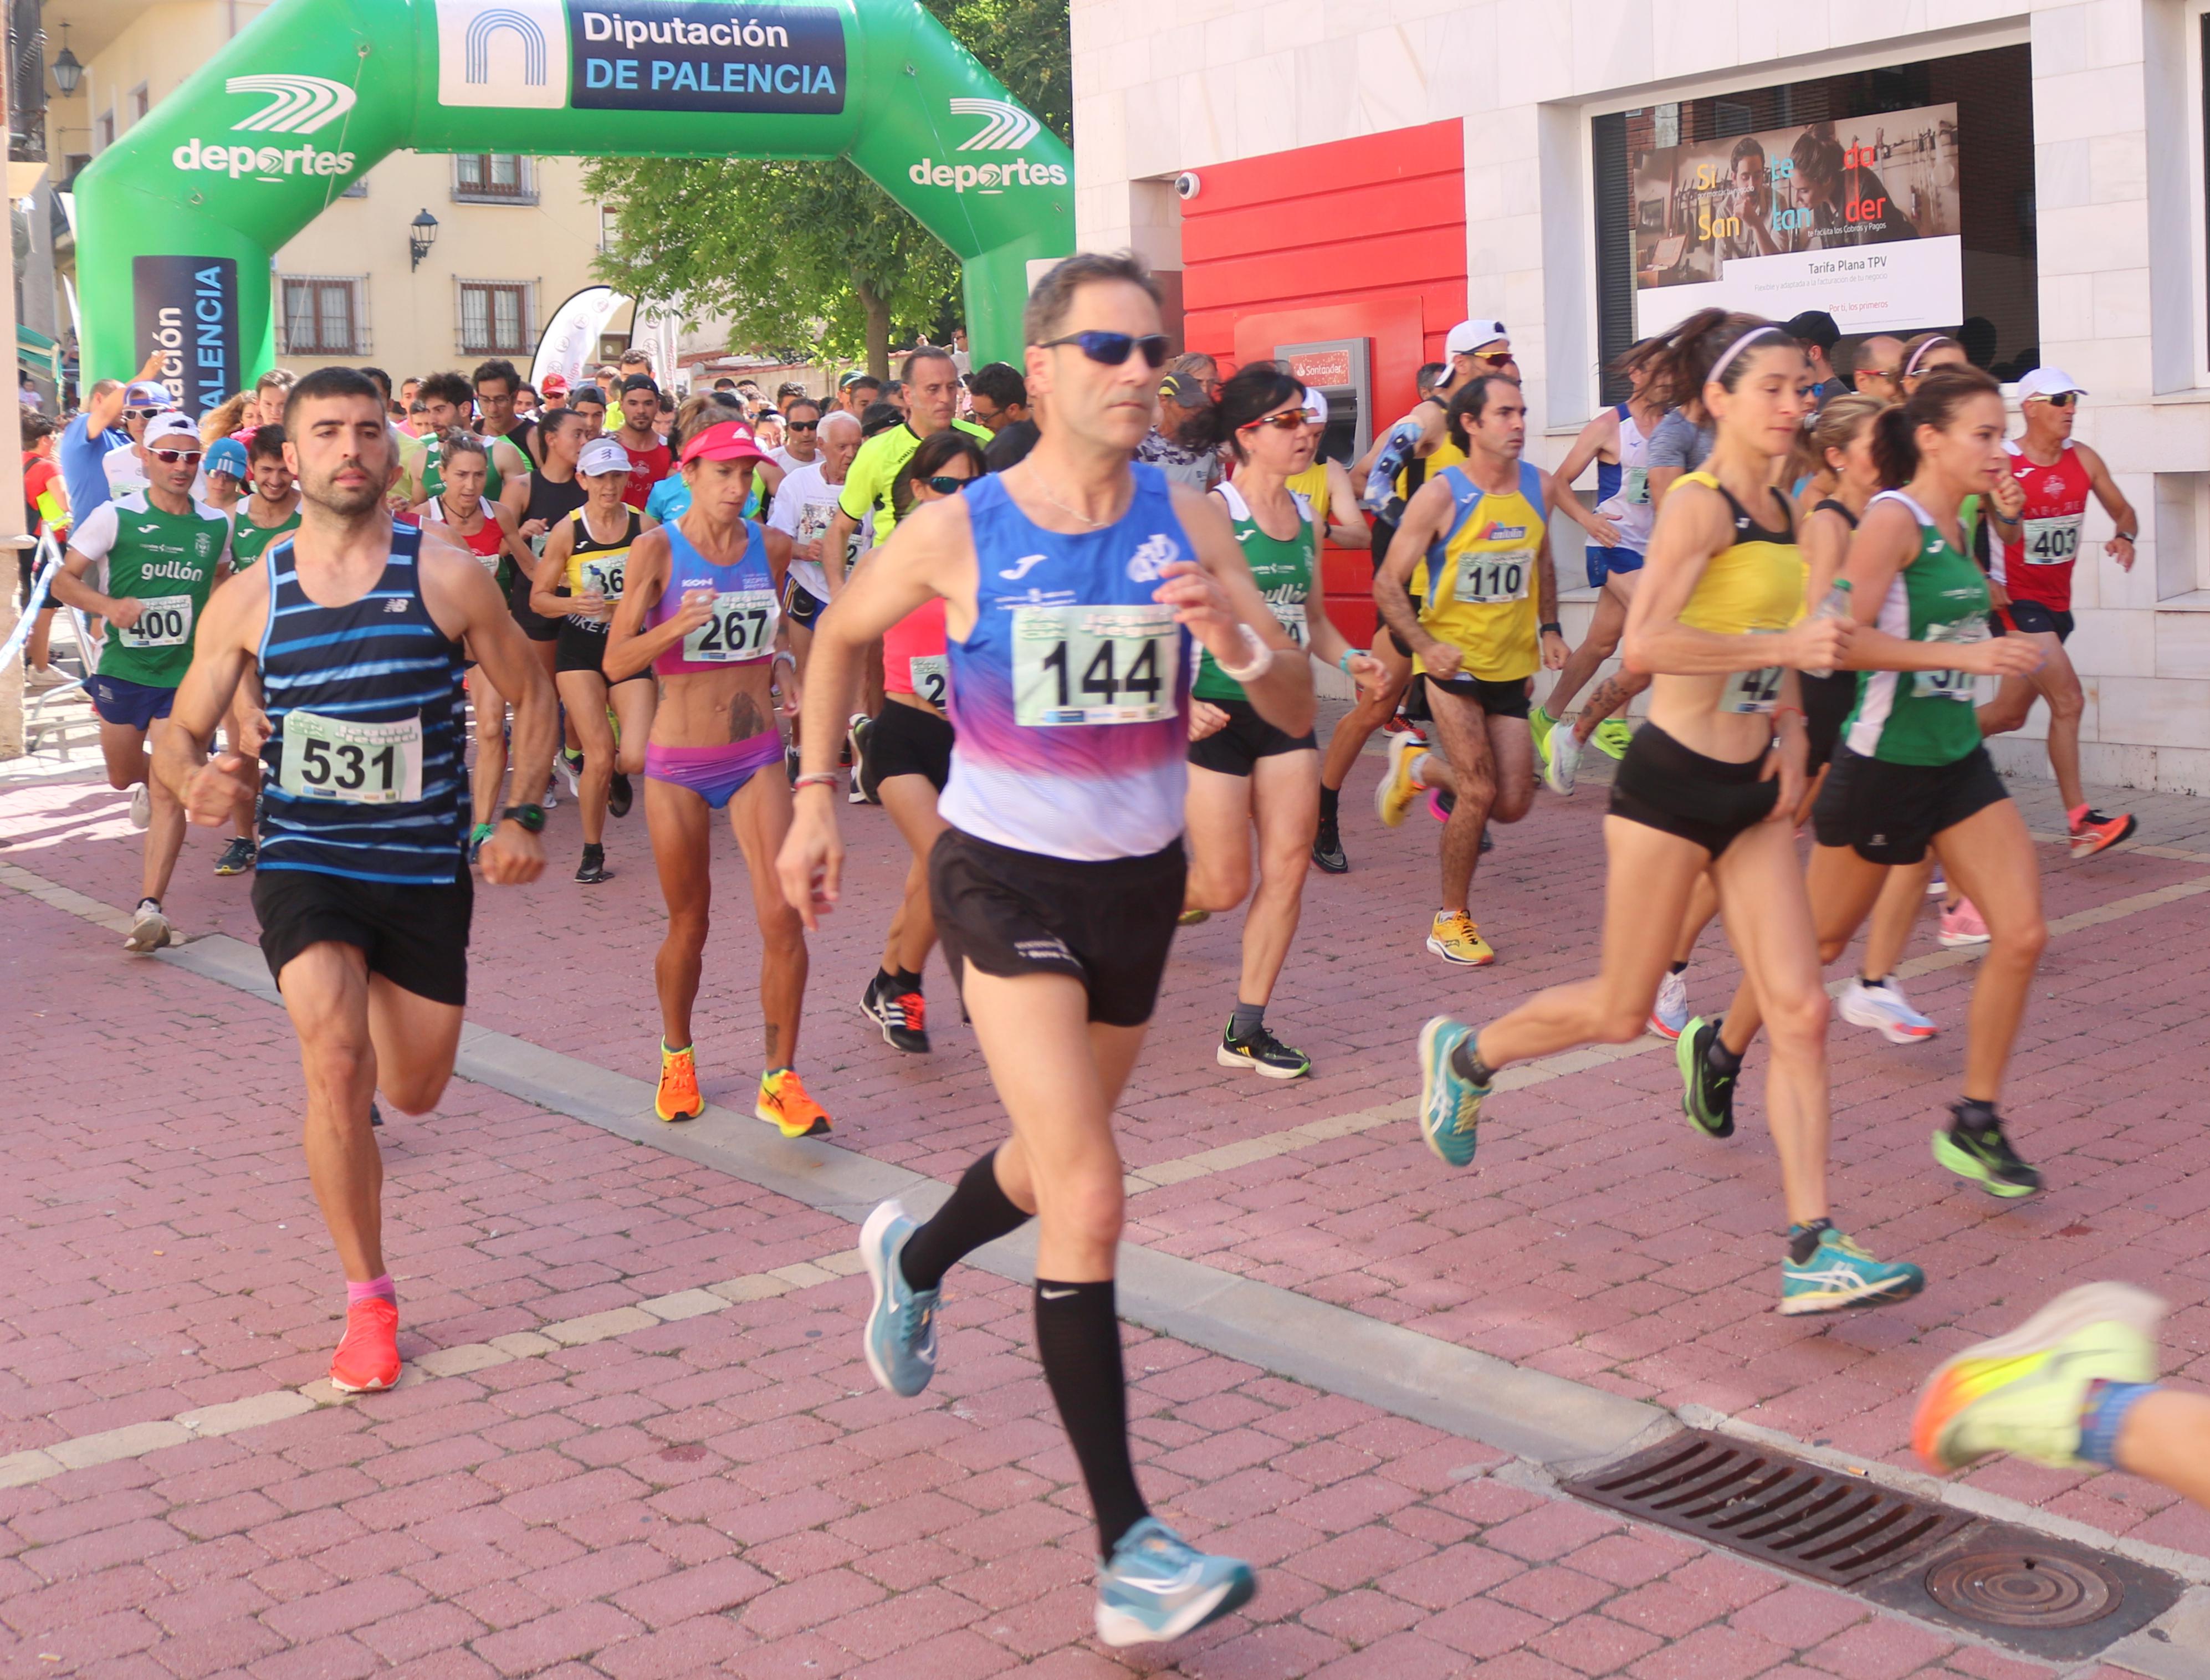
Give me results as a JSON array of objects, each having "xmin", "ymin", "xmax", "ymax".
[
  {"xmin": 225, "ymin": 74, "xmax": 358, "ymax": 135},
  {"xmin": 951, "ymin": 96, "xmax": 1040, "ymax": 152}
]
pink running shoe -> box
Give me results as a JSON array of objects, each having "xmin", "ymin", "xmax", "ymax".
[{"xmin": 1938, "ymin": 897, "xmax": 1991, "ymax": 949}]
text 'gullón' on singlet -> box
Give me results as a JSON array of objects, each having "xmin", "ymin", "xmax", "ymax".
[
  {"xmin": 1416, "ymin": 460, "xmax": 1547, "ymax": 685},
  {"xmin": 1845, "ymin": 489, "xmax": 1992, "ymax": 767},
  {"xmin": 257, "ymin": 523, "xmax": 468, "ymax": 884},
  {"xmin": 1195, "ymin": 478, "xmax": 1313, "ymax": 702},
  {"xmin": 938, "ymin": 462, "xmax": 1195, "ymax": 863},
  {"xmin": 647, "ymin": 513, "xmax": 780, "ymax": 676}
]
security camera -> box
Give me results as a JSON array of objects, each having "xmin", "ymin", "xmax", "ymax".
[{"xmin": 1174, "ymin": 171, "xmax": 1201, "ymax": 201}]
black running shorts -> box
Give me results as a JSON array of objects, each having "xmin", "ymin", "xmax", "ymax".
[
  {"xmin": 861, "ymin": 699, "xmax": 953, "ymax": 796},
  {"xmin": 554, "ymin": 619, "xmax": 649, "ymax": 683},
  {"xmin": 1812, "ymin": 745, "xmax": 2009, "ymax": 865},
  {"xmin": 253, "ymin": 867, "xmax": 473, "ymax": 1006},
  {"xmin": 1800, "ymin": 670, "xmax": 1859, "ymax": 775},
  {"xmin": 1422, "ymin": 672, "xmax": 1533, "ymax": 721},
  {"xmin": 1996, "ymin": 601, "xmax": 2074, "ymax": 643},
  {"xmin": 929, "ymin": 828, "xmax": 1185, "ymax": 1028},
  {"xmin": 1608, "ymin": 722, "xmax": 1780, "ymax": 858},
  {"xmin": 1188, "ymin": 696, "xmax": 1316, "ymax": 777}
]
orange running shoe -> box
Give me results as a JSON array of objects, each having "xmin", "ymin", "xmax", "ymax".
[
  {"xmin": 757, "ymin": 1067, "xmax": 831, "ymax": 1139},
  {"xmin": 656, "ymin": 1042, "xmax": 704, "ymax": 1122},
  {"xmin": 2068, "ymin": 803, "xmax": 2137, "ymax": 859},
  {"xmin": 329, "ymin": 1297, "xmax": 400, "ymax": 1394}
]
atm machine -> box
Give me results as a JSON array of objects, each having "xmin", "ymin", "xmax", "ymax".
[{"xmin": 1273, "ymin": 337, "xmax": 1372, "ymax": 467}]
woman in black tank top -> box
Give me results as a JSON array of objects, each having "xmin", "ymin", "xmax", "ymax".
[
  {"xmin": 1798, "ymin": 395, "xmax": 1887, "ymax": 786},
  {"xmin": 514, "ymin": 413, "xmax": 590, "ymax": 643}
]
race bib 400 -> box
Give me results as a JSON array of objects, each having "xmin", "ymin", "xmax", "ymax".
[{"xmin": 120, "ymin": 594, "xmax": 194, "ymax": 649}]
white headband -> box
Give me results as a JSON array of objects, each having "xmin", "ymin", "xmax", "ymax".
[
  {"xmin": 1706, "ymin": 325, "xmax": 1782, "ymax": 389},
  {"xmin": 1902, "ymin": 336, "xmax": 1957, "ymax": 378}
]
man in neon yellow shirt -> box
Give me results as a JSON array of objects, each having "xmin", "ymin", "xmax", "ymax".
[{"xmin": 823, "ymin": 347, "xmax": 991, "ymax": 583}]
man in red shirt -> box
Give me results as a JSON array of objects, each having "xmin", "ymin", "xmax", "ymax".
[
  {"xmin": 612, "ymin": 374, "xmax": 672, "ymax": 510},
  {"xmin": 19, "ymin": 412, "xmax": 66, "ymax": 685},
  {"xmin": 1981, "ymin": 367, "xmax": 2140, "ymax": 858}
]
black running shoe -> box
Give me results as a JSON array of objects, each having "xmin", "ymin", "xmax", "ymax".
[
  {"xmin": 883, "ymin": 990, "xmax": 931, "ymax": 1054},
  {"xmin": 213, "ymin": 836, "xmax": 258, "ymax": 875},
  {"xmin": 1678, "ymin": 1016, "xmax": 1737, "ymax": 1140},
  {"xmin": 575, "ymin": 844, "xmax": 610, "ymax": 884},
  {"xmin": 608, "ymin": 771, "xmax": 634, "ymax": 819},
  {"xmin": 1216, "ymin": 1022, "xmax": 1312, "ymax": 1079},
  {"xmin": 369, "ymin": 1101, "xmax": 383, "ymax": 1129},
  {"xmin": 1932, "ymin": 1108, "xmax": 2042, "ymax": 1198},
  {"xmin": 1312, "ymin": 815, "xmax": 1348, "ymax": 874},
  {"xmin": 860, "ymin": 972, "xmax": 894, "ymax": 1031}
]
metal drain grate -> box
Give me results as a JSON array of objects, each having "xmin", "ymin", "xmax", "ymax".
[
  {"xmin": 1561, "ymin": 1429, "xmax": 1969, "ymax": 1587},
  {"xmin": 1564, "ymin": 1432, "xmax": 2187, "ymax": 1661}
]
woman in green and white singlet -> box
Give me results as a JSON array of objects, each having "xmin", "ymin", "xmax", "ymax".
[
  {"xmin": 1184, "ymin": 365, "xmax": 1383, "ymax": 1080},
  {"xmin": 1711, "ymin": 365, "xmax": 2050, "ymax": 1202}
]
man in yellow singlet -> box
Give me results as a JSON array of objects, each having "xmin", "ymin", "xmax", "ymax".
[{"xmin": 1374, "ymin": 375, "xmax": 1567, "ymax": 965}]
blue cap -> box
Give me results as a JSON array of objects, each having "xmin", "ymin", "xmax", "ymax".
[{"xmin": 204, "ymin": 437, "xmax": 249, "ymax": 478}]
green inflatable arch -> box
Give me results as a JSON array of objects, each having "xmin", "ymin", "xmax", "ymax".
[{"xmin": 71, "ymin": 0, "xmax": 1071, "ymax": 411}]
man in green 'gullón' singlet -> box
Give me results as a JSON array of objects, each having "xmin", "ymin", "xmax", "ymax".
[{"xmin": 228, "ymin": 427, "xmax": 304, "ymax": 571}]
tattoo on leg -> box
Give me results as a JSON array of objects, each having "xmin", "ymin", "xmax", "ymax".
[{"xmin": 1577, "ymin": 676, "xmax": 1635, "ymax": 736}]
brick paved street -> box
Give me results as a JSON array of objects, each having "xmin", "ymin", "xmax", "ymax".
[{"xmin": 6, "ymin": 726, "xmax": 2210, "ymax": 1677}]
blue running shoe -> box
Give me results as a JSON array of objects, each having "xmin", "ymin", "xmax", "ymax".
[
  {"xmin": 1416, "ymin": 1016, "xmax": 1486, "ymax": 1168},
  {"xmin": 1780, "ymin": 1227, "xmax": 1926, "ymax": 1316},
  {"xmin": 858, "ymin": 1201, "xmax": 939, "ymax": 1396},
  {"xmin": 1094, "ymin": 1518, "xmax": 1257, "ymax": 1648}
]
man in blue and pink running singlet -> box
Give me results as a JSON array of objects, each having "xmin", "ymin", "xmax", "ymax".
[{"xmin": 778, "ymin": 253, "xmax": 1315, "ymax": 1649}]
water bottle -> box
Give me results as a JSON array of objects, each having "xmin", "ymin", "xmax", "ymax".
[{"xmin": 1803, "ymin": 578, "xmax": 1853, "ymax": 680}]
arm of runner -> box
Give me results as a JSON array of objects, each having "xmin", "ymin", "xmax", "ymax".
[
  {"xmin": 420, "ymin": 526, "xmax": 551, "ymax": 884},
  {"xmin": 48, "ymin": 505, "xmax": 133, "ymax": 626},
  {"xmin": 1410, "ymin": 398, "xmax": 1449, "ymax": 459},
  {"xmin": 1800, "ymin": 504, "xmax": 1852, "ymax": 604},
  {"xmin": 2078, "ymin": 443, "xmax": 2139, "ymax": 570},
  {"xmin": 777, "ymin": 497, "xmax": 970, "ymax": 928},
  {"xmin": 1347, "ymin": 429, "xmax": 1387, "ymax": 503},
  {"xmin": 1838, "ymin": 499, "xmax": 2042, "ymax": 678},
  {"xmin": 1549, "ymin": 410, "xmax": 1625, "ymax": 547},
  {"xmin": 1170, "ymin": 484, "xmax": 1316, "ymax": 739},
  {"xmin": 1625, "ymin": 479, "xmax": 1849, "ymax": 675},
  {"xmin": 821, "ymin": 505, "xmax": 862, "ymax": 595},
  {"xmin": 1373, "ymin": 476, "xmax": 1455, "ymax": 677},
  {"xmin": 1300, "ymin": 574, "xmax": 1385, "ymax": 698},
  {"xmin": 495, "ymin": 443, "xmax": 533, "ymax": 523},
  {"xmin": 530, "ymin": 518, "xmax": 586, "ymax": 619},
  {"xmin": 1322, "ymin": 460, "xmax": 1370, "ymax": 550},
  {"xmin": 1762, "ymin": 669, "xmax": 1811, "ymax": 817},
  {"xmin": 602, "ymin": 527, "xmax": 709, "ymax": 681},
  {"xmin": 1535, "ymin": 523, "xmax": 1568, "ymax": 670},
  {"xmin": 761, "ymin": 524, "xmax": 792, "ymax": 593},
  {"xmin": 152, "ymin": 567, "xmax": 263, "ymax": 826},
  {"xmin": 489, "ymin": 503, "xmax": 535, "ymax": 574}
]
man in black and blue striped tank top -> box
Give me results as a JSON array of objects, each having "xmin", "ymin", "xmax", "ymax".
[{"xmin": 155, "ymin": 368, "xmax": 561, "ymax": 1398}]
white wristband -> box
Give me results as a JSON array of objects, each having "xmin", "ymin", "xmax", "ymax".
[{"xmin": 1217, "ymin": 623, "xmax": 1274, "ymax": 684}]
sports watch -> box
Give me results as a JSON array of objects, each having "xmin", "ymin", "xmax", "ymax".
[{"xmin": 500, "ymin": 803, "xmax": 546, "ymax": 833}]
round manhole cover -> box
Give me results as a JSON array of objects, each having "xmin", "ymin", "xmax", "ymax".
[{"xmin": 1926, "ymin": 1550, "xmax": 2121, "ymax": 1628}]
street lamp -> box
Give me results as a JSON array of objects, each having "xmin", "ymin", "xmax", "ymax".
[
  {"xmin": 51, "ymin": 27, "xmax": 81, "ymax": 98},
  {"xmin": 408, "ymin": 207, "xmax": 438, "ymax": 271}
]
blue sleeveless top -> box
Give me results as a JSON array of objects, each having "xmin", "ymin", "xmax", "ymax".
[
  {"xmin": 646, "ymin": 515, "xmax": 780, "ymax": 676},
  {"xmin": 256, "ymin": 524, "xmax": 469, "ymax": 884},
  {"xmin": 938, "ymin": 463, "xmax": 1195, "ymax": 862}
]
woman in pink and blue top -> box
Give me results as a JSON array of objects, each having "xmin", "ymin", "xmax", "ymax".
[{"xmin": 605, "ymin": 418, "xmax": 829, "ymax": 1141}]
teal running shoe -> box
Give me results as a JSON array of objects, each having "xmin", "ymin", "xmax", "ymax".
[
  {"xmin": 1677, "ymin": 1016, "xmax": 1736, "ymax": 1140},
  {"xmin": 1416, "ymin": 1016, "xmax": 1486, "ymax": 1168},
  {"xmin": 1781, "ymin": 1227, "xmax": 1925, "ymax": 1315},
  {"xmin": 858, "ymin": 1201, "xmax": 939, "ymax": 1397},
  {"xmin": 1094, "ymin": 1518, "xmax": 1256, "ymax": 1648}
]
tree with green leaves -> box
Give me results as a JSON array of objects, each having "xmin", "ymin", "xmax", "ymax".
[{"xmin": 586, "ymin": 0, "xmax": 1069, "ymax": 378}]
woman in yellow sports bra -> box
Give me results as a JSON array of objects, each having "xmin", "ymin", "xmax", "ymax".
[{"xmin": 1414, "ymin": 309, "xmax": 1926, "ymax": 1318}]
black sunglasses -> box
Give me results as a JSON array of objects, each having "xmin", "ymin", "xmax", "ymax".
[
  {"xmin": 1034, "ymin": 331, "xmax": 1170, "ymax": 370},
  {"xmin": 924, "ymin": 475, "xmax": 971, "ymax": 496},
  {"xmin": 2039, "ymin": 391, "xmax": 2078, "ymax": 408},
  {"xmin": 786, "ymin": 420, "xmax": 818, "ymax": 433}
]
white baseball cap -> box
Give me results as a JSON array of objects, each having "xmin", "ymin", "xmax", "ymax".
[
  {"xmin": 2014, "ymin": 366, "xmax": 2086, "ymax": 402},
  {"xmin": 141, "ymin": 412, "xmax": 202, "ymax": 450},
  {"xmin": 1443, "ymin": 319, "xmax": 1510, "ymax": 360},
  {"xmin": 1301, "ymin": 387, "xmax": 1329, "ymax": 426},
  {"xmin": 577, "ymin": 436, "xmax": 632, "ymax": 477}
]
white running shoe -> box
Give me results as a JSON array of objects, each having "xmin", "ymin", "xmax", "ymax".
[
  {"xmin": 1926, "ymin": 866, "xmax": 1946, "ymax": 898},
  {"xmin": 1545, "ymin": 727, "xmax": 1582, "ymax": 797},
  {"xmin": 1648, "ymin": 970, "xmax": 1689, "ymax": 1040},
  {"xmin": 128, "ymin": 783, "xmax": 151, "ymax": 830},
  {"xmin": 124, "ymin": 898, "xmax": 172, "ymax": 954},
  {"xmin": 1838, "ymin": 977, "xmax": 1937, "ymax": 1044}
]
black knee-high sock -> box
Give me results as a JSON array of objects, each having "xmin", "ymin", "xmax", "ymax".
[
  {"xmin": 1035, "ymin": 1278, "xmax": 1149, "ymax": 1556},
  {"xmin": 899, "ymin": 1148, "xmax": 1031, "ymax": 1292}
]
